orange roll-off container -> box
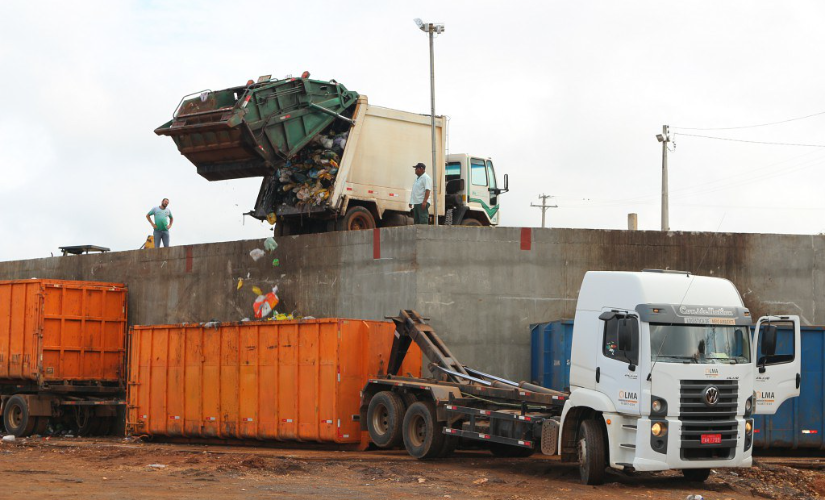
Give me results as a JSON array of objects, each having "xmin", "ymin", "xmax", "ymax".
[
  {"xmin": 127, "ymin": 319, "xmax": 422, "ymax": 446},
  {"xmin": 0, "ymin": 279, "xmax": 127, "ymax": 387}
]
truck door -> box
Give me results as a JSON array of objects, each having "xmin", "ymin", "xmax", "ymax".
[
  {"xmin": 469, "ymin": 158, "xmax": 493, "ymax": 221},
  {"xmin": 485, "ymin": 160, "xmax": 500, "ymax": 225},
  {"xmin": 597, "ymin": 311, "xmax": 642, "ymax": 415},
  {"xmin": 752, "ymin": 315, "xmax": 801, "ymax": 415}
]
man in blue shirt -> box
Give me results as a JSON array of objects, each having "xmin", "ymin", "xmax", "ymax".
[
  {"xmin": 146, "ymin": 198, "xmax": 174, "ymax": 247},
  {"xmin": 409, "ymin": 163, "xmax": 432, "ymax": 225}
]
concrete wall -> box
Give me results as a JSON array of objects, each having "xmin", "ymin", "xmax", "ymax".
[{"xmin": 1, "ymin": 227, "xmax": 822, "ymax": 381}]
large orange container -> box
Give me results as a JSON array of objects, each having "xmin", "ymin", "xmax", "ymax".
[
  {"xmin": 127, "ymin": 319, "xmax": 421, "ymax": 446},
  {"xmin": 0, "ymin": 279, "xmax": 128, "ymax": 387}
]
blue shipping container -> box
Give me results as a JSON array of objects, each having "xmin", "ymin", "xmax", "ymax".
[{"xmin": 530, "ymin": 320, "xmax": 824, "ymax": 450}]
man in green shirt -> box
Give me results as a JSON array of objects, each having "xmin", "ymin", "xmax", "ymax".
[{"xmin": 146, "ymin": 198, "xmax": 173, "ymax": 247}]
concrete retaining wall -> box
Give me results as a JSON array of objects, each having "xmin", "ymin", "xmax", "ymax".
[{"xmin": 1, "ymin": 227, "xmax": 822, "ymax": 381}]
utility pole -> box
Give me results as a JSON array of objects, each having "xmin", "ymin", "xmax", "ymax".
[
  {"xmin": 530, "ymin": 194, "xmax": 558, "ymax": 228},
  {"xmin": 656, "ymin": 125, "xmax": 672, "ymax": 231}
]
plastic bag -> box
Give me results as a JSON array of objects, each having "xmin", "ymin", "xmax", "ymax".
[
  {"xmin": 249, "ymin": 249, "xmax": 265, "ymax": 261},
  {"xmin": 264, "ymin": 237, "xmax": 278, "ymax": 252},
  {"xmin": 253, "ymin": 287, "xmax": 279, "ymax": 319}
]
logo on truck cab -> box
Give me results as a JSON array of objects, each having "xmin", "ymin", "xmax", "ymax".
[{"xmin": 618, "ymin": 390, "xmax": 638, "ymax": 405}]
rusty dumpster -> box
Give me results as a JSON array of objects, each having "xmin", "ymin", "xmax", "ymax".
[{"xmin": 127, "ymin": 319, "xmax": 422, "ymax": 446}]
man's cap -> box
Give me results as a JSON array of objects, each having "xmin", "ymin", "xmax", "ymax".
[{"xmin": 413, "ymin": 163, "xmax": 426, "ymax": 170}]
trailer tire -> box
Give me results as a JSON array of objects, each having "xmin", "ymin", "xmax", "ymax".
[
  {"xmin": 3, "ymin": 395, "xmax": 36, "ymax": 437},
  {"xmin": 367, "ymin": 391, "xmax": 405, "ymax": 449},
  {"xmin": 337, "ymin": 206, "xmax": 375, "ymax": 231},
  {"xmin": 402, "ymin": 401, "xmax": 446, "ymax": 459},
  {"xmin": 489, "ymin": 442, "xmax": 536, "ymax": 458},
  {"xmin": 74, "ymin": 407, "xmax": 100, "ymax": 436},
  {"xmin": 682, "ymin": 468, "xmax": 711, "ymax": 482},
  {"xmin": 578, "ymin": 419, "xmax": 606, "ymax": 485},
  {"xmin": 34, "ymin": 417, "xmax": 49, "ymax": 436}
]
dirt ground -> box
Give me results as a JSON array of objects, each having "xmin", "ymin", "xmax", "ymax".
[{"xmin": 0, "ymin": 436, "xmax": 823, "ymax": 499}]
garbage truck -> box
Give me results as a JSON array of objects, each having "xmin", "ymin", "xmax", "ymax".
[
  {"xmin": 361, "ymin": 271, "xmax": 802, "ymax": 484},
  {"xmin": 155, "ymin": 75, "xmax": 508, "ymax": 234}
]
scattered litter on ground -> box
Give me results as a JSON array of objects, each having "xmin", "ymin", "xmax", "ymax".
[
  {"xmin": 249, "ymin": 249, "xmax": 265, "ymax": 261},
  {"xmin": 2, "ymin": 435, "xmax": 15, "ymax": 442},
  {"xmin": 472, "ymin": 477, "xmax": 488, "ymax": 485},
  {"xmin": 146, "ymin": 464, "xmax": 167, "ymax": 469},
  {"xmin": 417, "ymin": 477, "xmax": 426, "ymax": 483}
]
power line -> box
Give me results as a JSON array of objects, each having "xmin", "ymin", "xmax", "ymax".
[
  {"xmin": 675, "ymin": 132, "xmax": 825, "ymax": 148},
  {"xmin": 673, "ymin": 110, "xmax": 825, "ymax": 131}
]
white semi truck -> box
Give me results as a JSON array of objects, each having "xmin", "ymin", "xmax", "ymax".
[
  {"xmin": 155, "ymin": 76, "xmax": 508, "ymax": 233},
  {"xmin": 361, "ymin": 271, "xmax": 802, "ymax": 484}
]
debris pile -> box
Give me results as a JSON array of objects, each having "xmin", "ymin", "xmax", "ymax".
[{"xmin": 272, "ymin": 129, "xmax": 349, "ymax": 210}]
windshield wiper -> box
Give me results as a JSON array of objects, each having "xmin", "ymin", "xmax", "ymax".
[{"xmin": 656, "ymin": 355, "xmax": 697, "ymax": 363}]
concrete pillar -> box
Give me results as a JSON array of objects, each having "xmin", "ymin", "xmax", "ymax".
[{"xmin": 628, "ymin": 213, "xmax": 638, "ymax": 230}]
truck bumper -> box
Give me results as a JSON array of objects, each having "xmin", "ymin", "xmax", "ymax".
[{"xmin": 631, "ymin": 417, "xmax": 752, "ymax": 471}]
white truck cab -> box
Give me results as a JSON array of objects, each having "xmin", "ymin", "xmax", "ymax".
[{"xmin": 559, "ymin": 270, "xmax": 801, "ymax": 484}]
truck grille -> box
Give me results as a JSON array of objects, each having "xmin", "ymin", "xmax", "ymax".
[{"xmin": 679, "ymin": 379, "xmax": 738, "ymax": 460}]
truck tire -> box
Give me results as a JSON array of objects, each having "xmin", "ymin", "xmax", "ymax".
[
  {"xmin": 682, "ymin": 468, "xmax": 711, "ymax": 482},
  {"xmin": 367, "ymin": 391, "xmax": 405, "ymax": 449},
  {"xmin": 578, "ymin": 419, "xmax": 606, "ymax": 485},
  {"xmin": 34, "ymin": 417, "xmax": 49, "ymax": 436},
  {"xmin": 74, "ymin": 407, "xmax": 100, "ymax": 436},
  {"xmin": 489, "ymin": 442, "xmax": 536, "ymax": 458},
  {"xmin": 461, "ymin": 218, "xmax": 482, "ymax": 227},
  {"xmin": 337, "ymin": 206, "xmax": 375, "ymax": 231},
  {"xmin": 3, "ymin": 395, "xmax": 37, "ymax": 437},
  {"xmin": 402, "ymin": 401, "xmax": 446, "ymax": 459}
]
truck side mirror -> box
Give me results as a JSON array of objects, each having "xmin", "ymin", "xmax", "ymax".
[
  {"xmin": 761, "ymin": 325, "xmax": 777, "ymax": 357},
  {"xmin": 599, "ymin": 311, "xmax": 617, "ymax": 321}
]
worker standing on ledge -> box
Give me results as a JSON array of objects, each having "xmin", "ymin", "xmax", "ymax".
[
  {"xmin": 409, "ymin": 163, "xmax": 432, "ymax": 225},
  {"xmin": 146, "ymin": 198, "xmax": 173, "ymax": 247}
]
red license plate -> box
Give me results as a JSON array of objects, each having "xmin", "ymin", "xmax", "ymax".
[{"xmin": 701, "ymin": 434, "xmax": 722, "ymax": 444}]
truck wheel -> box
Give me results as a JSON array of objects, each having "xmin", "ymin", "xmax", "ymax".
[
  {"xmin": 489, "ymin": 442, "xmax": 536, "ymax": 458},
  {"xmin": 461, "ymin": 218, "xmax": 482, "ymax": 227},
  {"xmin": 367, "ymin": 391, "xmax": 405, "ymax": 449},
  {"xmin": 96, "ymin": 417, "xmax": 113, "ymax": 437},
  {"xmin": 578, "ymin": 419, "xmax": 606, "ymax": 485},
  {"xmin": 682, "ymin": 468, "xmax": 711, "ymax": 482},
  {"xmin": 402, "ymin": 401, "xmax": 446, "ymax": 459},
  {"xmin": 74, "ymin": 407, "xmax": 100, "ymax": 436},
  {"xmin": 337, "ymin": 206, "xmax": 375, "ymax": 231},
  {"xmin": 3, "ymin": 395, "xmax": 36, "ymax": 437}
]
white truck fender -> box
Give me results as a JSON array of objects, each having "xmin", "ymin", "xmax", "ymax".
[{"xmin": 558, "ymin": 388, "xmax": 617, "ymax": 455}]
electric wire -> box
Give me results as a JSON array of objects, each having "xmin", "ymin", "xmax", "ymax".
[
  {"xmin": 674, "ymin": 133, "xmax": 825, "ymax": 148},
  {"xmin": 673, "ymin": 110, "xmax": 825, "ymax": 131}
]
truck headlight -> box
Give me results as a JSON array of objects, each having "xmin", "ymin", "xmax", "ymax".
[
  {"xmin": 652, "ymin": 400, "xmax": 662, "ymax": 412},
  {"xmin": 745, "ymin": 398, "xmax": 752, "ymax": 414},
  {"xmin": 746, "ymin": 420, "xmax": 753, "ymax": 434},
  {"xmin": 651, "ymin": 421, "xmax": 668, "ymax": 437}
]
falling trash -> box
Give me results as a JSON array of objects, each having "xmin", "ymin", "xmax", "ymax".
[
  {"xmin": 264, "ymin": 237, "xmax": 278, "ymax": 252},
  {"xmin": 266, "ymin": 212, "xmax": 277, "ymax": 225},
  {"xmin": 249, "ymin": 248, "xmax": 265, "ymax": 261},
  {"xmin": 252, "ymin": 286, "xmax": 263, "ymax": 296},
  {"xmin": 272, "ymin": 258, "xmax": 280, "ymax": 267},
  {"xmin": 253, "ymin": 287, "xmax": 280, "ymax": 319},
  {"xmin": 237, "ymin": 278, "xmax": 244, "ymax": 290}
]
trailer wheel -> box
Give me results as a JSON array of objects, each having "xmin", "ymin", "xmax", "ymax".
[
  {"xmin": 578, "ymin": 419, "xmax": 606, "ymax": 485},
  {"xmin": 489, "ymin": 442, "xmax": 536, "ymax": 458},
  {"xmin": 367, "ymin": 391, "xmax": 405, "ymax": 449},
  {"xmin": 3, "ymin": 395, "xmax": 37, "ymax": 437},
  {"xmin": 337, "ymin": 206, "xmax": 375, "ymax": 231},
  {"xmin": 402, "ymin": 401, "xmax": 446, "ymax": 459},
  {"xmin": 682, "ymin": 468, "xmax": 711, "ymax": 482},
  {"xmin": 74, "ymin": 407, "xmax": 100, "ymax": 436},
  {"xmin": 34, "ymin": 417, "xmax": 49, "ymax": 436},
  {"xmin": 96, "ymin": 417, "xmax": 113, "ymax": 437}
]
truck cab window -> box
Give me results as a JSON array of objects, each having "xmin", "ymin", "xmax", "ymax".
[
  {"xmin": 471, "ymin": 159, "xmax": 488, "ymax": 186},
  {"xmin": 445, "ymin": 162, "xmax": 461, "ymax": 182},
  {"xmin": 486, "ymin": 160, "xmax": 497, "ymax": 190},
  {"xmin": 603, "ymin": 316, "xmax": 639, "ymax": 365}
]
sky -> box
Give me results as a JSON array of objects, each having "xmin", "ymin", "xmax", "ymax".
[{"xmin": 2, "ymin": 1, "xmax": 825, "ymax": 262}]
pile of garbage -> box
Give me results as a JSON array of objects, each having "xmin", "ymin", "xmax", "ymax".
[{"xmin": 273, "ymin": 129, "xmax": 349, "ymax": 209}]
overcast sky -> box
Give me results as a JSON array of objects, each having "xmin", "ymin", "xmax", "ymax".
[{"xmin": 2, "ymin": 1, "xmax": 825, "ymax": 262}]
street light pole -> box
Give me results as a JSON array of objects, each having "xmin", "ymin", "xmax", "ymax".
[
  {"xmin": 656, "ymin": 125, "xmax": 671, "ymax": 231},
  {"xmin": 415, "ymin": 18, "xmax": 445, "ymax": 226}
]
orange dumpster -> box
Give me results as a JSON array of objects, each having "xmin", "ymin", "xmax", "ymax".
[
  {"xmin": 127, "ymin": 319, "xmax": 422, "ymax": 446},
  {"xmin": 0, "ymin": 279, "xmax": 127, "ymax": 385}
]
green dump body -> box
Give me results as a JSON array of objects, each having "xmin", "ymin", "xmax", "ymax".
[{"xmin": 155, "ymin": 78, "xmax": 358, "ymax": 181}]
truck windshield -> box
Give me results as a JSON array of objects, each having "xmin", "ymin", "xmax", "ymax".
[{"xmin": 650, "ymin": 324, "xmax": 751, "ymax": 364}]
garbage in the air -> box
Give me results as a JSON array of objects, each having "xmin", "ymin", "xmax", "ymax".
[
  {"xmin": 253, "ymin": 286, "xmax": 279, "ymax": 319},
  {"xmin": 266, "ymin": 212, "xmax": 277, "ymax": 225},
  {"xmin": 264, "ymin": 237, "xmax": 278, "ymax": 252},
  {"xmin": 249, "ymin": 248, "xmax": 265, "ymax": 261},
  {"xmin": 237, "ymin": 278, "xmax": 244, "ymax": 290},
  {"xmin": 272, "ymin": 258, "xmax": 280, "ymax": 267},
  {"xmin": 251, "ymin": 286, "xmax": 263, "ymax": 296}
]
